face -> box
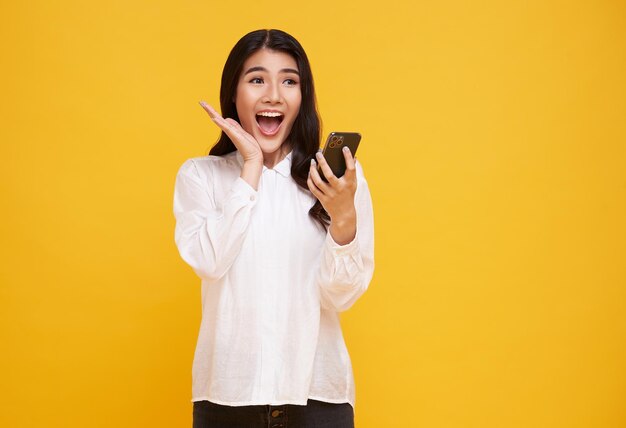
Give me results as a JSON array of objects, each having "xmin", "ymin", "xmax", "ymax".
[{"xmin": 234, "ymin": 48, "xmax": 302, "ymax": 155}]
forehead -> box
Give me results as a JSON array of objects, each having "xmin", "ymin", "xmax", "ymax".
[{"xmin": 242, "ymin": 48, "xmax": 298, "ymax": 73}]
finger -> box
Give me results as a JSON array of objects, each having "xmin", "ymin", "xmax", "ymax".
[
  {"xmin": 315, "ymin": 151, "xmax": 339, "ymax": 184},
  {"xmin": 307, "ymin": 163, "xmax": 327, "ymax": 202},
  {"xmin": 307, "ymin": 175, "xmax": 324, "ymax": 201},
  {"xmin": 199, "ymin": 101, "xmax": 221, "ymax": 121},
  {"xmin": 309, "ymin": 158, "xmax": 332, "ymax": 194},
  {"xmin": 224, "ymin": 118, "xmax": 254, "ymax": 143},
  {"xmin": 223, "ymin": 119, "xmax": 262, "ymax": 155},
  {"xmin": 223, "ymin": 118, "xmax": 246, "ymax": 139},
  {"xmin": 224, "ymin": 117, "xmax": 242, "ymax": 129},
  {"xmin": 342, "ymin": 146, "xmax": 357, "ymax": 179},
  {"xmin": 199, "ymin": 103, "xmax": 248, "ymax": 145},
  {"xmin": 199, "ymin": 102, "xmax": 231, "ymax": 130},
  {"xmin": 199, "ymin": 102, "xmax": 240, "ymax": 137},
  {"xmin": 199, "ymin": 101, "xmax": 261, "ymax": 156}
]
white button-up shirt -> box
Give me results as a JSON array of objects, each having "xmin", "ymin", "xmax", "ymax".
[{"xmin": 173, "ymin": 149, "xmax": 374, "ymax": 409}]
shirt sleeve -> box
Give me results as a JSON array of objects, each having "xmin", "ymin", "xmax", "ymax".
[
  {"xmin": 317, "ymin": 161, "xmax": 375, "ymax": 312},
  {"xmin": 173, "ymin": 158, "xmax": 258, "ymax": 283}
]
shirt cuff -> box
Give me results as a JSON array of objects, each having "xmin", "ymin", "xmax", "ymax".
[
  {"xmin": 325, "ymin": 229, "xmax": 359, "ymax": 256},
  {"xmin": 231, "ymin": 176, "xmax": 258, "ymax": 204}
]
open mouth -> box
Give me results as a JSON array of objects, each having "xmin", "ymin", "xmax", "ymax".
[{"xmin": 255, "ymin": 111, "xmax": 284, "ymax": 136}]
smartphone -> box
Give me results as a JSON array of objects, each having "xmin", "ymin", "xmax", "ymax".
[{"xmin": 318, "ymin": 132, "xmax": 361, "ymax": 181}]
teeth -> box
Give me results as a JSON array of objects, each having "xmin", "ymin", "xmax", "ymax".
[{"xmin": 257, "ymin": 112, "xmax": 283, "ymax": 117}]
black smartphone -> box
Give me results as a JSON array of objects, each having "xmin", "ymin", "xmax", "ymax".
[{"xmin": 317, "ymin": 132, "xmax": 361, "ymax": 181}]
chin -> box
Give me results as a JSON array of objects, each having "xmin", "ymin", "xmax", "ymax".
[
  {"xmin": 255, "ymin": 129, "xmax": 292, "ymax": 154},
  {"xmin": 258, "ymin": 140, "xmax": 285, "ymax": 154}
]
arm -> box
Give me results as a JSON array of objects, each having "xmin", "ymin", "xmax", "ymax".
[
  {"xmin": 173, "ymin": 159, "xmax": 258, "ymax": 283},
  {"xmin": 318, "ymin": 162, "xmax": 374, "ymax": 311},
  {"xmin": 307, "ymin": 149, "xmax": 375, "ymax": 312}
]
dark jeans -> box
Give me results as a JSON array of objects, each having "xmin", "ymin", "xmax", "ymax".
[{"xmin": 192, "ymin": 398, "xmax": 354, "ymax": 428}]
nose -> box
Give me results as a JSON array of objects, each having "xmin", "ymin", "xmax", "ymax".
[{"xmin": 263, "ymin": 81, "xmax": 282, "ymax": 104}]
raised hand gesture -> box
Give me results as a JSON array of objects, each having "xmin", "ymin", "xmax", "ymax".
[
  {"xmin": 199, "ymin": 101, "xmax": 263, "ymax": 165},
  {"xmin": 199, "ymin": 101, "xmax": 264, "ymax": 189}
]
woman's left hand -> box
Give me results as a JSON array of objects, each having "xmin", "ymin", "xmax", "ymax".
[{"xmin": 307, "ymin": 147, "xmax": 358, "ymax": 245}]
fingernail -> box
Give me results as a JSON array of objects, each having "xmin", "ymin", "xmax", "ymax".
[
  {"xmin": 315, "ymin": 152, "xmax": 322, "ymax": 159},
  {"xmin": 343, "ymin": 146, "xmax": 350, "ymax": 152},
  {"xmin": 311, "ymin": 158, "xmax": 316, "ymax": 165}
]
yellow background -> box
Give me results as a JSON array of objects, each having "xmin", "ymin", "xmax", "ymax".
[{"xmin": 2, "ymin": 0, "xmax": 625, "ymax": 426}]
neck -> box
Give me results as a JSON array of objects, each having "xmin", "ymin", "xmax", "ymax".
[{"xmin": 263, "ymin": 145, "xmax": 291, "ymax": 169}]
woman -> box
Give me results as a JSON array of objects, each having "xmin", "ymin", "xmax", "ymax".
[{"xmin": 173, "ymin": 29, "xmax": 374, "ymax": 428}]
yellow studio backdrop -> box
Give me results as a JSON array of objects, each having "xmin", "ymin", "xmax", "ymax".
[{"xmin": 1, "ymin": 0, "xmax": 624, "ymax": 426}]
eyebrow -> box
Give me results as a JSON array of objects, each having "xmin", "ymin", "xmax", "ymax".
[{"xmin": 243, "ymin": 66, "xmax": 300, "ymax": 76}]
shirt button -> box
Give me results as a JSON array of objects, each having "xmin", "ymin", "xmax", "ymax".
[
  {"xmin": 250, "ymin": 195, "xmax": 255, "ymax": 201},
  {"xmin": 271, "ymin": 409, "xmax": 283, "ymax": 417}
]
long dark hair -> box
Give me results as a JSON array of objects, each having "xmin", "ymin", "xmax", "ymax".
[{"xmin": 209, "ymin": 29, "xmax": 329, "ymax": 230}]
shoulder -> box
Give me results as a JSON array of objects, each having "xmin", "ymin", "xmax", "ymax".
[{"xmin": 177, "ymin": 151, "xmax": 242, "ymax": 180}]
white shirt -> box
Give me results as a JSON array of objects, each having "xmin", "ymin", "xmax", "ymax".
[{"xmin": 173, "ymin": 149, "xmax": 374, "ymax": 409}]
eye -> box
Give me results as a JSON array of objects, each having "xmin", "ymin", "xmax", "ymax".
[
  {"xmin": 284, "ymin": 79, "xmax": 298, "ymax": 86},
  {"xmin": 249, "ymin": 77, "xmax": 264, "ymax": 84}
]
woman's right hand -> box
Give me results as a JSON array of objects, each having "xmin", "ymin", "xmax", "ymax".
[{"xmin": 199, "ymin": 101, "xmax": 263, "ymax": 165}]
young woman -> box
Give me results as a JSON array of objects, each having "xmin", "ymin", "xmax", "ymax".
[{"xmin": 173, "ymin": 29, "xmax": 374, "ymax": 428}]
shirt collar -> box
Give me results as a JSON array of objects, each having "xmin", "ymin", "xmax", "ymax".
[{"xmin": 235, "ymin": 149, "xmax": 293, "ymax": 178}]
